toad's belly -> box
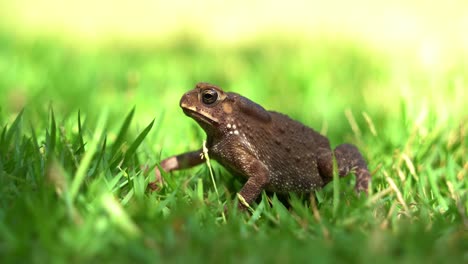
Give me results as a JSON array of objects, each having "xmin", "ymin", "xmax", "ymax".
[
  {"xmin": 210, "ymin": 138, "xmax": 326, "ymax": 194},
  {"xmin": 220, "ymin": 157, "xmax": 325, "ymax": 194},
  {"xmin": 264, "ymin": 166, "xmax": 325, "ymax": 193}
]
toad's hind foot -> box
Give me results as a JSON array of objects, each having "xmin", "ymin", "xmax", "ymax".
[{"xmin": 334, "ymin": 144, "xmax": 371, "ymax": 193}]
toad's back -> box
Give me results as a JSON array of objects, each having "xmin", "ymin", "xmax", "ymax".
[
  {"xmin": 245, "ymin": 111, "xmax": 331, "ymax": 192},
  {"xmin": 211, "ymin": 107, "xmax": 332, "ymax": 193}
]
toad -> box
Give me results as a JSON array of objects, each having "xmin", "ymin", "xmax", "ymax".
[{"xmin": 154, "ymin": 83, "xmax": 371, "ymax": 209}]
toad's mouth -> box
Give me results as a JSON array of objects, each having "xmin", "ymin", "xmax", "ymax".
[{"xmin": 182, "ymin": 108, "xmax": 219, "ymax": 126}]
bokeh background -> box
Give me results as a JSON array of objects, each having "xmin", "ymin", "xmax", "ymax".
[
  {"xmin": 3, "ymin": 0, "xmax": 468, "ymax": 46},
  {"xmin": 0, "ymin": 0, "xmax": 468, "ymax": 155},
  {"xmin": 1, "ymin": 0, "xmax": 466, "ymax": 151}
]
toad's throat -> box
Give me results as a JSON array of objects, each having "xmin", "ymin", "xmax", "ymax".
[{"xmin": 182, "ymin": 107, "xmax": 220, "ymax": 125}]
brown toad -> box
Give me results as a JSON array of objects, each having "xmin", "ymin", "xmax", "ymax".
[{"xmin": 155, "ymin": 83, "xmax": 371, "ymax": 209}]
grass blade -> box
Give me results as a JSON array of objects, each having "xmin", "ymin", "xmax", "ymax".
[
  {"xmin": 101, "ymin": 193, "xmax": 141, "ymax": 237},
  {"xmin": 111, "ymin": 118, "xmax": 154, "ymax": 169},
  {"xmin": 75, "ymin": 110, "xmax": 85, "ymax": 155},
  {"xmin": 46, "ymin": 106, "xmax": 56, "ymax": 159},
  {"xmin": 90, "ymin": 136, "xmax": 107, "ymax": 178},
  {"xmin": 0, "ymin": 125, "xmax": 8, "ymax": 152},
  {"xmin": 110, "ymin": 107, "xmax": 135, "ymax": 156},
  {"xmin": 332, "ymin": 154, "xmax": 340, "ymax": 217},
  {"xmin": 125, "ymin": 119, "xmax": 154, "ymax": 158},
  {"xmin": 4, "ymin": 109, "xmax": 24, "ymax": 145},
  {"xmin": 69, "ymin": 109, "xmax": 108, "ymax": 202}
]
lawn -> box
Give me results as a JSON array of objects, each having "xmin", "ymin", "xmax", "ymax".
[{"xmin": 0, "ymin": 31, "xmax": 466, "ymax": 263}]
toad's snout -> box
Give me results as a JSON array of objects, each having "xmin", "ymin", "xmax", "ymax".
[{"xmin": 179, "ymin": 90, "xmax": 197, "ymax": 110}]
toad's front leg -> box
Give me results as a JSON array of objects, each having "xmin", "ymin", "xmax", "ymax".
[
  {"xmin": 148, "ymin": 149, "xmax": 204, "ymax": 190},
  {"xmin": 160, "ymin": 149, "xmax": 204, "ymax": 172},
  {"xmin": 236, "ymin": 159, "xmax": 270, "ymax": 210},
  {"xmin": 218, "ymin": 147, "xmax": 270, "ymax": 210}
]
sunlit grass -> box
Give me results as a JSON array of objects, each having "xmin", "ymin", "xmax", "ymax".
[{"xmin": 0, "ymin": 31, "xmax": 466, "ymax": 262}]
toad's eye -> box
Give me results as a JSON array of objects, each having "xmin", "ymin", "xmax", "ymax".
[{"xmin": 201, "ymin": 89, "xmax": 218, "ymax": 105}]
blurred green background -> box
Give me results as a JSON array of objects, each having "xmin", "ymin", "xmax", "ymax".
[
  {"xmin": 1, "ymin": 0, "xmax": 466, "ymax": 151},
  {"xmin": 0, "ymin": 1, "xmax": 467, "ymax": 262}
]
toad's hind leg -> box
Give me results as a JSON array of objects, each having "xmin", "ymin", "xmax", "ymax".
[
  {"xmin": 334, "ymin": 144, "xmax": 370, "ymax": 192},
  {"xmin": 318, "ymin": 144, "xmax": 371, "ymax": 193}
]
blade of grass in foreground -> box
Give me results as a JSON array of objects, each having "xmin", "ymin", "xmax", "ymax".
[
  {"xmin": 100, "ymin": 193, "xmax": 141, "ymax": 237},
  {"xmin": 2, "ymin": 109, "xmax": 24, "ymax": 149},
  {"xmin": 46, "ymin": 106, "xmax": 56, "ymax": 159},
  {"xmin": 122, "ymin": 118, "xmax": 154, "ymax": 164},
  {"xmin": 89, "ymin": 136, "xmax": 107, "ymax": 178},
  {"xmin": 111, "ymin": 107, "xmax": 135, "ymax": 156},
  {"xmin": 69, "ymin": 109, "xmax": 109, "ymax": 202},
  {"xmin": 75, "ymin": 110, "xmax": 86, "ymax": 156},
  {"xmin": 332, "ymin": 154, "xmax": 340, "ymax": 217}
]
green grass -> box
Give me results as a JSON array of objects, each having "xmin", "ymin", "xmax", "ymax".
[{"xmin": 0, "ymin": 32, "xmax": 467, "ymax": 263}]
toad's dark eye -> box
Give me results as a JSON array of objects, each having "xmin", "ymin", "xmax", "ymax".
[{"xmin": 201, "ymin": 89, "xmax": 218, "ymax": 105}]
